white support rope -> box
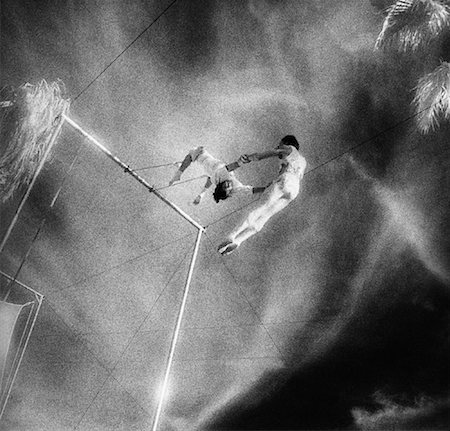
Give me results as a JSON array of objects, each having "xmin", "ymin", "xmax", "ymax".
[
  {"xmin": 62, "ymin": 114, "xmax": 204, "ymax": 232},
  {"xmin": 155, "ymin": 174, "xmax": 208, "ymax": 191},
  {"xmin": 151, "ymin": 228, "xmax": 203, "ymax": 431},
  {"xmin": 133, "ymin": 161, "xmax": 181, "ymax": 171}
]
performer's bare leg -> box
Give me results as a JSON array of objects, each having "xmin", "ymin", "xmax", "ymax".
[
  {"xmin": 169, "ymin": 147, "xmax": 204, "ymax": 185},
  {"xmin": 218, "ymin": 183, "xmax": 292, "ymax": 255}
]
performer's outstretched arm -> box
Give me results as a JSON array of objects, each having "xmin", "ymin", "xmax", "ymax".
[
  {"xmin": 245, "ymin": 148, "xmax": 291, "ymax": 162},
  {"xmin": 193, "ymin": 177, "xmax": 212, "ymax": 205},
  {"xmin": 225, "ymin": 155, "xmax": 250, "ymax": 172}
]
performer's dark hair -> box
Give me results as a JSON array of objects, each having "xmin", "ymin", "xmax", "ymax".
[
  {"xmin": 281, "ymin": 135, "xmax": 299, "ymax": 150},
  {"xmin": 213, "ymin": 181, "xmax": 231, "ymax": 203}
]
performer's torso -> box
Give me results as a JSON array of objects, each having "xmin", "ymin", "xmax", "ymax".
[{"xmin": 278, "ymin": 147, "xmax": 307, "ymax": 179}]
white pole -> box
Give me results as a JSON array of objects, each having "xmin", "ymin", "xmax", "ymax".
[
  {"xmin": 151, "ymin": 228, "xmax": 203, "ymax": 431},
  {"xmin": 63, "ymin": 114, "xmax": 206, "ymax": 429},
  {"xmin": 62, "ymin": 114, "xmax": 204, "ymax": 232}
]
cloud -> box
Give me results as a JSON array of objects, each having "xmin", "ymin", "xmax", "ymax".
[
  {"xmin": 375, "ymin": 185, "xmax": 450, "ymax": 284},
  {"xmin": 353, "ymin": 392, "xmax": 450, "ymax": 430}
]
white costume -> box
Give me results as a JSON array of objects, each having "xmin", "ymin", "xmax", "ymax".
[
  {"xmin": 189, "ymin": 146, "xmax": 252, "ymax": 197},
  {"xmin": 226, "ymin": 146, "xmax": 306, "ymax": 247}
]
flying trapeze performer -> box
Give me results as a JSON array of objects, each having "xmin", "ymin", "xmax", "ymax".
[
  {"xmin": 169, "ymin": 146, "xmax": 267, "ymax": 204},
  {"xmin": 217, "ymin": 135, "xmax": 307, "ymax": 256}
]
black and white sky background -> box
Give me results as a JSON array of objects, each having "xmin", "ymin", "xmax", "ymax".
[{"xmin": 1, "ymin": 1, "xmax": 449, "ymax": 430}]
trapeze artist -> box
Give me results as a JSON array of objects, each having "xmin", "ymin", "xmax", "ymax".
[
  {"xmin": 217, "ymin": 135, "xmax": 307, "ymax": 256},
  {"xmin": 169, "ymin": 146, "xmax": 267, "ymax": 204}
]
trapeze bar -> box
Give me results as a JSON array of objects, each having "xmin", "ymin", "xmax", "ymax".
[
  {"xmin": 62, "ymin": 114, "xmax": 204, "ymax": 231},
  {"xmin": 151, "ymin": 228, "xmax": 203, "ymax": 431}
]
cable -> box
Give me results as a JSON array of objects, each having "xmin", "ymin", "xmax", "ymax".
[
  {"xmin": 74, "ymin": 0, "xmax": 179, "ymax": 102},
  {"xmin": 203, "ymin": 232, "xmax": 285, "ymax": 361},
  {"xmin": 2, "ymin": 143, "xmax": 84, "ymax": 301},
  {"xmin": 133, "ymin": 161, "xmax": 181, "ymax": 171},
  {"xmin": 155, "ymin": 174, "xmax": 208, "ymax": 191},
  {"xmin": 73, "ymin": 237, "xmax": 193, "ymax": 430},
  {"xmin": 206, "ymin": 197, "xmax": 260, "ymax": 228},
  {"xmin": 59, "ymin": 230, "xmax": 196, "ymax": 293},
  {"xmin": 305, "ymin": 104, "xmax": 432, "ymax": 177},
  {"xmin": 41, "ymin": 299, "xmax": 151, "ymax": 422},
  {"xmin": 205, "ymin": 103, "xmax": 436, "ymax": 228}
]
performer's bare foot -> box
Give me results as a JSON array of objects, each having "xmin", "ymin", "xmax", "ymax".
[{"xmin": 218, "ymin": 240, "xmax": 238, "ymax": 256}]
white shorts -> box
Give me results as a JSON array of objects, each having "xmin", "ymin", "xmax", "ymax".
[
  {"xmin": 188, "ymin": 146, "xmax": 241, "ymax": 187},
  {"xmin": 189, "ymin": 147, "xmax": 226, "ymax": 180}
]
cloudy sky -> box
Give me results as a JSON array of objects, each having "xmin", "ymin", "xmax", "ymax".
[{"xmin": 1, "ymin": 1, "xmax": 449, "ymax": 430}]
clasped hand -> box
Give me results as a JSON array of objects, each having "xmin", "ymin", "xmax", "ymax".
[{"xmin": 239, "ymin": 154, "xmax": 257, "ymax": 164}]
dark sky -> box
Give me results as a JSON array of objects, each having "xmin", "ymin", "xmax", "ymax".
[{"xmin": 1, "ymin": 1, "xmax": 449, "ymax": 430}]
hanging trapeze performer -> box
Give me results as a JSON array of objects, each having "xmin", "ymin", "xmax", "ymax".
[
  {"xmin": 169, "ymin": 146, "xmax": 267, "ymax": 204},
  {"xmin": 217, "ymin": 135, "xmax": 307, "ymax": 256}
]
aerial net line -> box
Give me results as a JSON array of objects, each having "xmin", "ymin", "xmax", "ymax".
[
  {"xmin": 0, "ymin": 2, "xmax": 194, "ymax": 429},
  {"xmin": 73, "ymin": 0, "xmax": 180, "ymax": 102},
  {"xmin": 203, "ymin": 232, "xmax": 285, "ymax": 360},
  {"xmin": 62, "ymin": 115, "xmax": 203, "ymax": 230},
  {"xmin": 0, "ymin": 72, "xmax": 445, "ymax": 423},
  {"xmin": 71, "ymin": 238, "xmax": 197, "ymax": 431},
  {"xmin": 205, "ymin": 100, "xmax": 439, "ymax": 229},
  {"xmin": 0, "ymin": 80, "xmax": 203, "ymax": 246},
  {"xmin": 0, "ymin": 78, "xmax": 204, "ymax": 431},
  {"xmin": 155, "ymin": 174, "xmax": 208, "ymax": 191},
  {"xmin": 133, "ymin": 161, "xmax": 181, "ymax": 171},
  {"xmin": 1, "ymin": 142, "xmax": 82, "ymax": 301},
  {"xmin": 0, "ymin": 78, "xmax": 436, "ymax": 236}
]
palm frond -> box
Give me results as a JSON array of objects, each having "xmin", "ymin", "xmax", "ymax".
[
  {"xmin": 375, "ymin": 0, "xmax": 450, "ymax": 51},
  {"xmin": 413, "ymin": 61, "xmax": 450, "ymax": 133},
  {"xmin": 0, "ymin": 80, "xmax": 70, "ymax": 202}
]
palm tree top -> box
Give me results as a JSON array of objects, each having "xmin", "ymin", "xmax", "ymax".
[{"xmin": 375, "ymin": 0, "xmax": 450, "ymax": 51}]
